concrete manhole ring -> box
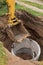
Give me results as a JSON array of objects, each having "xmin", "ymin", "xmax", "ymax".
[{"xmin": 11, "ymin": 38, "xmax": 41, "ymax": 61}]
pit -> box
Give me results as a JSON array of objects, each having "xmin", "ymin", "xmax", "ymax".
[
  {"xmin": 11, "ymin": 38, "xmax": 41, "ymax": 61},
  {"xmin": 13, "ymin": 48, "xmax": 33, "ymax": 60},
  {"xmin": 0, "ymin": 13, "xmax": 43, "ymax": 62}
]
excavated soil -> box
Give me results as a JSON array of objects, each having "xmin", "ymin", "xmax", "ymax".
[{"xmin": 0, "ymin": 10, "xmax": 43, "ymax": 61}]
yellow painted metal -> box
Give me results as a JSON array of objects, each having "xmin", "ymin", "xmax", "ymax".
[
  {"xmin": 8, "ymin": 20, "xmax": 21, "ymax": 26},
  {"xmin": 6, "ymin": 0, "xmax": 17, "ymax": 25}
]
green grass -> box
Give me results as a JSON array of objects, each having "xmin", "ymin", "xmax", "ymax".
[
  {"xmin": 0, "ymin": 4, "xmax": 43, "ymax": 16},
  {"xmin": 18, "ymin": 0, "xmax": 26, "ymax": 1},
  {"xmin": 18, "ymin": 0, "xmax": 43, "ymax": 9},
  {"xmin": 16, "ymin": 4, "xmax": 43, "ymax": 16},
  {"xmin": 0, "ymin": 42, "xmax": 8, "ymax": 65},
  {"xmin": 0, "ymin": 5, "xmax": 8, "ymax": 16}
]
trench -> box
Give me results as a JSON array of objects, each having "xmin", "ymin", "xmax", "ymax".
[
  {"xmin": 2, "ymin": 27, "xmax": 43, "ymax": 61},
  {"xmin": 0, "ymin": 25, "xmax": 42, "ymax": 61},
  {"xmin": 0, "ymin": 11, "xmax": 43, "ymax": 61}
]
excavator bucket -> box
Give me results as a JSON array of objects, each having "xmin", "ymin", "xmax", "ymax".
[
  {"xmin": 5, "ymin": 0, "xmax": 30, "ymax": 42},
  {"xmin": 10, "ymin": 21, "xmax": 30, "ymax": 42}
]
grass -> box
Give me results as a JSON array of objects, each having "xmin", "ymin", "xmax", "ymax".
[
  {"xmin": 18, "ymin": 0, "xmax": 43, "ymax": 9},
  {"xmin": 0, "ymin": 5, "xmax": 8, "ymax": 16},
  {"xmin": 16, "ymin": 4, "xmax": 43, "ymax": 16},
  {"xmin": 0, "ymin": 4, "xmax": 43, "ymax": 16},
  {"xmin": 0, "ymin": 42, "xmax": 8, "ymax": 65}
]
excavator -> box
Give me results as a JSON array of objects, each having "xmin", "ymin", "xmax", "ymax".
[{"xmin": 4, "ymin": 0, "xmax": 30, "ymax": 43}]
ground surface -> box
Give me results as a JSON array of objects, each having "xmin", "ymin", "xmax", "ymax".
[
  {"xmin": 0, "ymin": 1, "xmax": 43, "ymax": 16},
  {"xmin": 16, "ymin": 0, "xmax": 43, "ymax": 16},
  {"xmin": 27, "ymin": 0, "xmax": 43, "ymax": 5},
  {"xmin": 18, "ymin": 0, "xmax": 43, "ymax": 9},
  {"xmin": 16, "ymin": 0, "xmax": 43, "ymax": 13},
  {"xmin": 0, "ymin": 42, "xmax": 8, "ymax": 65},
  {"xmin": 0, "ymin": 0, "xmax": 43, "ymax": 65}
]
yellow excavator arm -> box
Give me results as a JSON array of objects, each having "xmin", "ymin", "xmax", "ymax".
[
  {"xmin": 5, "ymin": 0, "xmax": 29, "ymax": 42},
  {"xmin": 6, "ymin": 0, "xmax": 19, "ymax": 26},
  {"xmin": 6, "ymin": 0, "xmax": 15, "ymax": 19}
]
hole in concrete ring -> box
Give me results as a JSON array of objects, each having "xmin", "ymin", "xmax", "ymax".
[
  {"xmin": 15, "ymin": 48, "xmax": 33, "ymax": 60},
  {"xmin": 11, "ymin": 38, "xmax": 41, "ymax": 60}
]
